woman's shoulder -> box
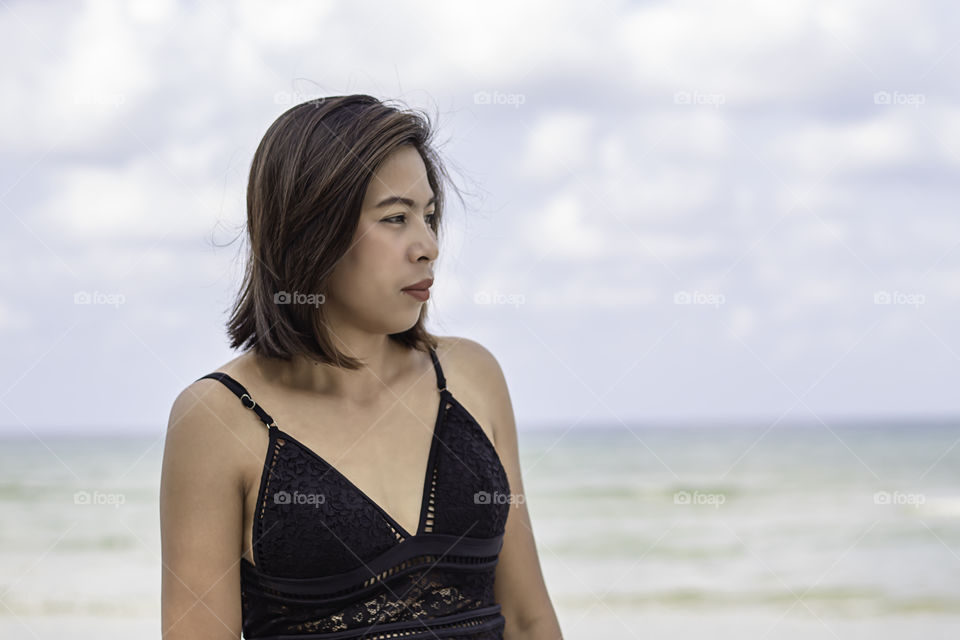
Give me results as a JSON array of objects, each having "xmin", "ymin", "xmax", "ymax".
[
  {"xmin": 170, "ymin": 352, "xmax": 253, "ymax": 424},
  {"xmin": 433, "ymin": 336, "xmax": 511, "ymax": 443},
  {"xmin": 434, "ymin": 335, "xmax": 504, "ymax": 388},
  {"xmin": 164, "ymin": 352, "xmax": 266, "ymax": 480}
]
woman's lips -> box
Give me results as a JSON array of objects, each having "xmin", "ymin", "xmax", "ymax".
[{"xmin": 403, "ymin": 288, "xmax": 429, "ymax": 302}]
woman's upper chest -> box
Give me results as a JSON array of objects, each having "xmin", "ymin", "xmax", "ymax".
[{"xmin": 235, "ymin": 359, "xmax": 495, "ymax": 533}]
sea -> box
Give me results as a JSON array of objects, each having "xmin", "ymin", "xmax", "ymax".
[{"xmin": 1, "ymin": 419, "xmax": 958, "ymax": 639}]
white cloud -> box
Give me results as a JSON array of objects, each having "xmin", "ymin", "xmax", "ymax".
[
  {"xmin": 928, "ymin": 105, "xmax": 960, "ymax": 167},
  {"xmin": 529, "ymin": 281, "xmax": 659, "ymax": 309},
  {"xmin": 3, "ymin": 0, "xmax": 959, "ymax": 431},
  {"xmin": 597, "ymin": 165, "xmax": 722, "ymax": 222},
  {"xmin": 35, "ymin": 155, "xmax": 234, "ymax": 241},
  {"xmin": 627, "ymin": 110, "xmax": 732, "ymax": 160},
  {"xmin": 771, "ymin": 111, "xmax": 923, "ymax": 176},
  {"xmin": 728, "ymin": 305, "xmax": 758, "ymax": 339},
  {"xmin": 919, "ymin": 267, "xmax": 960, "ymax": 299},
  {"xmin": 235, "ymin": 0, "xmax": 335, "ymax": 50},
  {"xmin": 615, "ymin": 0, "xmax": 809, "ymax": 91},
  {"xmin": 770, "ymin": 275, "xmax": 858, "ymax": 321},
  {"xmin": 0, "ymin": 1, "xmax": 154, "ymax": 152},
  {"xmin": 518, "ymin": 110, "xmax": 596, "ymax": 180},
  {"xmin": 640, "ymin": 231, "xmax": 721, "ymax": 261},
  {"xmin": 0, "ymin": 299, "xmax": 31, "ymax": 332},
  {"xmin": 126, "ymin": 0, "xmax": 177, "ymax": 24},
  {"xmin": 520, "ymin": 191, "xmax": 606, "ymax": 260}
]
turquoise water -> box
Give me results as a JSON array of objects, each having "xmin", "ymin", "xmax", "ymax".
[{"xmin": 1, "ymin": 421, "xmax": 959, "ymax": 638}]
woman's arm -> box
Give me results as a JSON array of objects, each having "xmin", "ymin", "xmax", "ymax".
[
  {"xmin": 159, "ymin": 383, "xmax": 246, "ymax": 639},
  {"xmin": 459, "ymin": 340, "xmax": 564, "ymax": 639}
]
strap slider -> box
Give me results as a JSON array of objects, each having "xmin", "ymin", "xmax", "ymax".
[{"xmin": 240, "ymin": 393, "xmax": 256, "ymax": 410}]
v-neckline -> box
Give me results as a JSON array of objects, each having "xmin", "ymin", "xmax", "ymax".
[{"xmin": 270, "ymin": 389, "xmax": 449, "ymax": 540}]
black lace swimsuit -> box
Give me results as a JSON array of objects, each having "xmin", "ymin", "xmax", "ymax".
[{"xmin": 196, "ymin": 347, "xmax": 511, "ymax": 639}]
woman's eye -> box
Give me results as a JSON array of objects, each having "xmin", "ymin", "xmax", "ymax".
[{"xmin": 385, "ymin": 213, "xmax": 437, "ymax": 225}]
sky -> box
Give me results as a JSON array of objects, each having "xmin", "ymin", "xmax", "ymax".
[{"xmin": 1, "ymin": 0, "xmax": 959, "ymax": 435}]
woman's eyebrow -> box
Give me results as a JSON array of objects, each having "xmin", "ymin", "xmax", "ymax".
[{"xmin": 374, "ymin": 195, "xmax": 437, "ymax": 209}]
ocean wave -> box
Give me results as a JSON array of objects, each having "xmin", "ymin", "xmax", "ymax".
[{"xmin": 566, "ymin": 588, "xmax": 960, "ymax": 615}]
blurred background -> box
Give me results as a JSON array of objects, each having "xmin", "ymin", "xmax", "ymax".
[{"xmin": 1, "ymin": 0, "xmax": 959, "ymax": 638}]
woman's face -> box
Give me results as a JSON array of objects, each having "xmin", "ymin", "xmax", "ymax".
[{"xmin": 324, "ymin": 144, "xmax": 439, "ymax": 336}]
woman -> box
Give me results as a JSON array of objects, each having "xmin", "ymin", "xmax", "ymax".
[{"xmin": 159, "ymin": 95, "xmax": 562, "ymax": 639}]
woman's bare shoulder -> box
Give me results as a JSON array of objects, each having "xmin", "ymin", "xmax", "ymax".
[
  {"xmin": 164, "ymin": 353, "xmax": 265, "ymax": 487},
  {"xmin": 434, "ymin": 335, "xmax": 503, "ymax": 382},
  {"xmin": 433, "ymin": 336, "xmax": 508, "ymax": 442},
  {"xmin": 169, "ymin": 352, "xmax": 253, "ymax": 431}
]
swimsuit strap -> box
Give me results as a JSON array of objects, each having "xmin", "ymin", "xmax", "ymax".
[
  {"xmin": 198, "ymin": 348, "xmax": 446, "ymax": 426},
  {"xmin": 428, "ymin": 346, "xmax": 447, "ymax": 391},
  {"xmin": 195, "ymin": 372, "xmax": 278, "ymax": 430}
]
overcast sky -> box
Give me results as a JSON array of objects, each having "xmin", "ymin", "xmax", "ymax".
[{"xmin": 2, "ymin": 0, "xmax": 958, "ymax": 436}]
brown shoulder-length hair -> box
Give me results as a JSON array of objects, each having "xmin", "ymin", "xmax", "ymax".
[{"xmin": 226, "ymin": 94, "xmax": 460, "ymax": 370}]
